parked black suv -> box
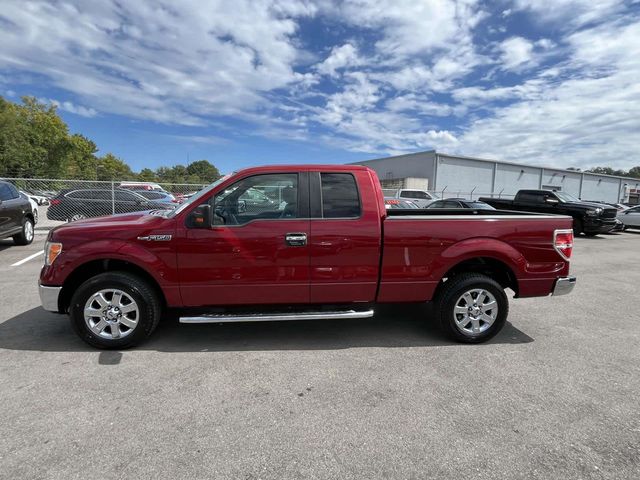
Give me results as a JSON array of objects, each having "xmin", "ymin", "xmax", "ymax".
[
  {"xmin": 47, "ymin": 188, "xmax": 174, "ymax": 222},
  {"xmin": 480, "ymin": 190, "xmax": 617, "ymax": 235},
  {"xmin": 0, "ymin": 181, "xmax": 35, "ymax": 245}
]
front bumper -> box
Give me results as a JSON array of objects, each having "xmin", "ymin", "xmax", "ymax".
[
  {"xmin": 39, "ymin": 283, "xmax": 62, "ymax": 312},
  {"xmin": 583, "ymin": 217, "xmax": 616, "ymax": 233},
  {"xmin": 552, "ymin": 276, "xmax": 576, "ymax": 296}
]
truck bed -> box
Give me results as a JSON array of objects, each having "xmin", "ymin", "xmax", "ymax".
[
  {"xmin": 378, "ymin": 210, "xmax": 573, "ymax": 302},
  {"xmin": 387, "ymin": 208, "xmax": 542, "ymax": 217}
]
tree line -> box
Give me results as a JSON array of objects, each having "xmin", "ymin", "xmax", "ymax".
[
  {"xmin": 0, "ymin": 96, "xmax": 221, "ymax": 184},
  {"xmin": 584, "ymin": 166, "xmax": 640, "ymax": 179}
]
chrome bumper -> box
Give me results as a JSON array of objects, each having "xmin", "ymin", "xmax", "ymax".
[
  {"xmin": 552, "ymin": 276, "xmax": 576, "ymax": 296},
  {"xmin": 39, "ymin": 283, "xmax": 62, "ymax": 312}
]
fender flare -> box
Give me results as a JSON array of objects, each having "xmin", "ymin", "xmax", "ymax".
[
  {"xmin": 429, "ymin": 237, "xmax": 527, "ymax": 283},
  {"xmin": 60, "ymin": 239, "xmax": 169, "ymax": 288}
]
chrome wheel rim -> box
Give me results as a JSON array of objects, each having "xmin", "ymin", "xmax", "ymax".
[
  {"xmin": 24, "ymin": 221, "xmax": 34, "ymax": 242},
  {"xmin": 453, "ymin": 288, "xmax": 498, "ymax": 336},
  {"xmin": 70, "ymin": 213, "xmax": 86, "ymax": 222},
  {"xmin": 84, "ymin": 289, "xmax": 139, "ymax": 340}
]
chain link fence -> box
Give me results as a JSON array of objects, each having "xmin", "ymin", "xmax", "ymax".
[
  {"xmin": 426, "ymin": 190, "xmax": 516, "ymax": 201},
  {"xmin": 2, "ymin": 177, "xmax": 207, "ymax": 229},
  {"xmin": 4, "ymin": 175, "xmax": 523, "ymax": 230}
]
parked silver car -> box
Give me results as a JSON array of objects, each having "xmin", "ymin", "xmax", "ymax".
[{"xmin": 619, "ymin": 205, "xmax": 640, "ymax": 230}]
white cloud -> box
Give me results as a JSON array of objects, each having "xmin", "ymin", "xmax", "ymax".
[
  {"xmin": 1, "ymin": 0, "xmax": 639, "ymax": 170},
  {"xmin": 453, "ymin": 19, "xmax": 640, "ymax": 169},
  {"xmin": 328, "ymin": 0, "xmax": 485, "ymax": 58},
  {"xmin": 385, "ymin": 94, "xmax": 454, "ymax": 117},
  {"xmin": 39, "ymin": 98, "xmax": 98, "ymax": 117},
  {"xmin": 499, "ymin": 36, "xmax": 534, "ymax": 70},
  {"xmin": 316, "ymin": 43, "xmax": 361, "ymax": 77},
  {"xmin": 513, "ymin": 0, "xmax": 626, "ymax": 27},
  {"xmin": 0, "ymin": 0, "xmax": 315, "ymax": 125}
]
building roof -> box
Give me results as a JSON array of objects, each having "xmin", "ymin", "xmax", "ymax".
[{"xmin": 354, "ymin": 150, "xmax": 640, "ymax": 185}]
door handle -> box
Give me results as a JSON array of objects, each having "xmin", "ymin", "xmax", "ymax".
[{"xmin": 285, "ymin": 232, "xmax": 307, "ymax": 246}]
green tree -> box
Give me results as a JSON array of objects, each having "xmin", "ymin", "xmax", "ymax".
[
  {"xmin": 63, "ymin": 134, "xmax": 99, "ymax": 179},
  {"xmin": 0, "ymin": 96, "xmax": 70, "ymax": 177},
  {"xmin": 586, "ymin": 166, "xmax": 626, "ymax": 176},
  {"xmin": 628, "ymin": 166, "xmax": 640, "ymax": 179},
  {"xmin": 0, "ymin": 96, "xmax": 222, "ymax": 183},
  {"xmin": 186, "ymin": 159, "xmax": 221, "ymax": 183},
  {"xmin": 138, "ymin": 168, "xmax": 158, "ymax": 182},
  {"xmin": 96, "ymin": 153, "xmax": 135, "ymax": 180}
]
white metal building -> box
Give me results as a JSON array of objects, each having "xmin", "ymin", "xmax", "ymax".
[{"xmin": 351, "ymin": 151, "xmax": 640, "ymax": 204}]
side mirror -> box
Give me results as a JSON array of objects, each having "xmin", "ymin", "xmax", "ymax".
[
  {"xmin": 187, "ymin": 204, "xmax": 211, "ymax": 228},
  {"xmin": 545, "ymin": 197, "xmax": 559, "ymax": 205},
  {"xmin": 237, "ymin": 200, "xmax": 246, "ymax": 213}
]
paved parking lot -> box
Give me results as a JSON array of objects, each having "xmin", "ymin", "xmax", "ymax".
[{"xmin": 1, "ymin": 231, "xmax": 639, "ymax": 479}]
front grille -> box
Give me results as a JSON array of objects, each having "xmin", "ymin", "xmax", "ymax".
[{"xmin": 602, "ymin": 208, "xmax": 617, "ymax": 219}]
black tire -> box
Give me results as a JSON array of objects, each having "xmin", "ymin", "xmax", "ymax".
[
  {"xmin": 13, "ymin": 216, "xmax": 34, "ymax": 245},
  {"xmin": 434, "ymin": 273, "xmax": 508, "ymax": 343},
  {"xmin": 69, "ymin": 272, "xmax": 162, "ymax": 349},
  {"xmin": 583, "ymin": 232, "xmax": 598, "ymax": 237},
  {"xmin": 573, "ymin": 218, "xmax": 583, "ymax": 236}
]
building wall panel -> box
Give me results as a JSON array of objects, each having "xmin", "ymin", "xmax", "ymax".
[
  {"xmin": 494, "ymin": 164, "xmax": 540, "ymax": 195},
  {"xmin": 540, "ymin": 169, "xmax": 582, "ymax": 196},
  {"xmin": 435, "ymin": 156, "xmax": 494, "ymax": 194},
  {"xmin": 581, "ymin": 176, "xmax": 621, "ymax": 203}
]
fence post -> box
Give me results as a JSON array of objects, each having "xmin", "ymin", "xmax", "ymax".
[{"xmin": 111, "ymin": 181, "xmax": 115, "ymax": 214}]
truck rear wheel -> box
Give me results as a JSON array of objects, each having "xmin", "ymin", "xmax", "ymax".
[
  {"xmin": 434, "ymin": 273, "xmax": 508, "ymax": 343},
  {"xmin": 69, "ymin": 272, "xmax": 162, "ymax": 349}
]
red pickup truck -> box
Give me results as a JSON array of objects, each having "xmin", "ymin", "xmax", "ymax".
[{"xmin": 39, "ymin": 165, "xmax": 576, "ymax": 349}]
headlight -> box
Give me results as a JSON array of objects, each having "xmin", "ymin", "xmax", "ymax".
[
  {"xmin": 586, "ymin": 208, "xmax": 603, "ymax": 216},
  {"xmin": 44, "ymin": 242, "xmax": 62, "ymax": 266}
]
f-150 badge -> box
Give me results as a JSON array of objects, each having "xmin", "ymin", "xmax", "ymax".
[{"xmin": 137, "ymin": 234, "xmax": 172, "ymax": 241}]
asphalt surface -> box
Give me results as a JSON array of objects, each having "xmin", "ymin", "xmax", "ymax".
[{"xmin": 1, "ymin": 230, "xmax": 639, "ymax": 479}]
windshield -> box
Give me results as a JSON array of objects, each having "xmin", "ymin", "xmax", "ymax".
[
  {"xmin": 169, "ymin": 174, "xmax": 232, "ymax": 217},
  {"xmin": 554, "ymin": 191, "xmax": 581, "ymax": 202},
  {"xmin": 467, "ymin": 202, "xmax": 495, "ymax": 210}
]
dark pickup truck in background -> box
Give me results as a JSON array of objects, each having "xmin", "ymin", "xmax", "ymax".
[{"xmin": 480, "ymin": 190, "xmax": 617, "ymax": 236}]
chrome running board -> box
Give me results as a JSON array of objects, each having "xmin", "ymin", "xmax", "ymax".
[{"xmin": 179, "ymin": 309, "xmax": 375, "ymax": 324}]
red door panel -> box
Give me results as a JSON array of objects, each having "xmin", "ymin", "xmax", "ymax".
[
  {"xmin": 309, "ymin": 170, "xmax": 382, "ymax": 304},
  {"xmin": 178, "ymin": 219, "xmax": 310, "ymax": 307}
]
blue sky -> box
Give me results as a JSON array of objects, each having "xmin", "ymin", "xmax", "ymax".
[{"xmin": 1, "ymin": 0, "xmax": 639, "ymax": 173}]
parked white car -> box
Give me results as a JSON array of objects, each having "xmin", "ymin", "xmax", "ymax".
[
  {"xmin": 382, "ymin": 189, "xmax": 439, "ymax": 208},
  {"xmin": 19, "ymin": 191, "xmax": 38, "ymax": 224}
]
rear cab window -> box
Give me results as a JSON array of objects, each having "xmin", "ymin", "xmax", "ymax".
[{"xmin": 320, "ymin": 173, "xmax": 361, "ymax": 218}]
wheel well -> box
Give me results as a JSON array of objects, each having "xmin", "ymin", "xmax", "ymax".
[
  {"xmin": 435, "ymin": 257, "xmax": 518, "ymax": 299},
  {"xmin": 59, "ymin": 259, "xmax": 165, "ymax": 312},
  {"xmin": 24, "ymin": 213, "xmax": 34, "ymax": 223}
]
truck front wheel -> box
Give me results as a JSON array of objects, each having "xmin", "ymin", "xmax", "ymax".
[
  {"xmin": 434, "ymin": 273, "xmax": 508, "ymax": 343},
  {"xmin": 69, "ymin": 272, "xmax": 162, "ymax": 349}
]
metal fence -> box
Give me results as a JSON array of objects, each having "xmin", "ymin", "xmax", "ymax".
[
  {"xmin": 426, "ymin": 189, "xmax": 516, "ymax": 201},
  {"xmin": 2, "ymin": 177, "xmax": 207, "ymax": 229},
  {"xmin": 4, "ymin": 175, "xmax": 522, "ymax": 231}
]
